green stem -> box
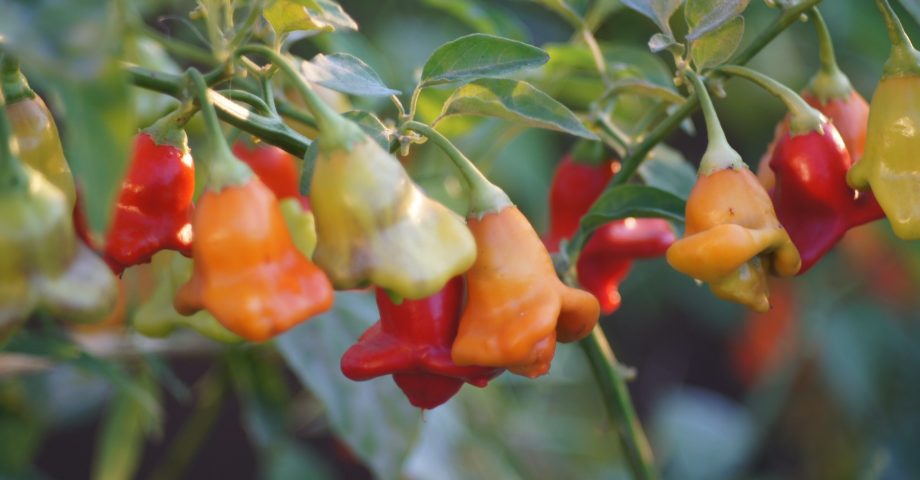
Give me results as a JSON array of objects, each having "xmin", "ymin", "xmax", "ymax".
[
  {"xmin": 582, "ymin": 27, "xmax": 611, "ymax": 86},
  {"xmin": 601, "ymin": 80, "xmax": 686, "ymax": 105},
  {"xmin": 0, "ymin": 91, "xmax": 28, "ymax": 189},
  {"xmin": 0, "ymin": 55, "xmax": 35, "ymax": 104},
  {"xmin": 876, "ymin": 0, "xmax": 920, "ymax": 77},
  {"xmin": 579, "ymin": 327, "xmax": 658, "ymax": 480},
  {"xmin": 186, "ymin": 68, "xmax": 252, "ymax": 189},
  {"xmin": 688, "ymin": 72, "xmax": 744, "ymax": 175},
  {"xmin": 806, "ymin": 8, "xmax": 854, "ymax": 103},
  {"xmin": 227, "ymin": 0, "xmax": 264, "ymax": 52},
  {"xmin": 717, "ymin": 65, "xmax": 824, "ymax": 135},
  {"xmin": 126, "ymin": 66, "xmax": 311, "ymax": 157},
  {"xmin": 404, "ymin": 121, "xmax": 511, "ymax": 217},
  {"xmin": 139, "ymin": 24, "xmax": 217, "ymax": 65}
]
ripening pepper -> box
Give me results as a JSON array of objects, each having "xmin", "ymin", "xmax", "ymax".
[
  {"xmin": 232, "ymin": 141, "xmax": 301, "ymax": 201},
  {"xmin": 340, "ymin": 278, "xmax": 502, "ymax": 409},
  {"xmin": 134, "ymin": 252, "xmax": 241, "ymax": 343},
  {"xmin": 734, "ymin": 64, "xmax": 885, "ymax": 274},
  {"xmin": 174, "ymin": 69, "xmax": 333, "ymax": 342},
  {"xmin": 298, "ymin": 81, "xmax": 476, "ymax": 299},
  {"xmin": 545, "ymin": 153, "xmax": 675, "ymax": 314},
  {"xmin": 667, "ymin": 73, "xmax": 801, "ymax": 312},
  {"xmin": 103, "ymin": 115, "xmax": 195, "ymax": 274},
  {"xmin": 847, "ymin": 1, "xmax": 920, "ymax": 239}
]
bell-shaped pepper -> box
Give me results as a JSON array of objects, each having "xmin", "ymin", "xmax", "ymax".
[
  {"xmin": 340, "ymin": 278, "xmax": 502, "ymax": 409},
  {"xmin": 103, "ymin": 113, "xmax": 195, "ymax": 274},
  {"xmin": 847, "ymin": 1, "xmax": 920, "ymax": 239},
  {"xmin": 667, "ymin": 73, "xmax": 800, "ymax": 312},
  {"xmin": 299, "ymin": 90, "xmax": 475, "ymax": 300},
  {"xmin": 174, "ymin": 69, "xmax": 333, "ymax": 342},
  {"xmin": 722, "ymin": 65, "xmax": 884, "ymax": 273},
  {"xmin": 545, "ymin": 153, "xmax": 674, "ymax": 314},
  {"xmin": 134, "ymin": 252, "xmax": 241, "ymax": 343}
]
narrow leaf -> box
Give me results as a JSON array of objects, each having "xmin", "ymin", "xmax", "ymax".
[
  {"xmin": 690, "ymin": 15, "xmax": 744, "ymax": 70},
  {"xmin": 580, "ymin": 184, "xmax": 686, "ymax": 233},
  {"xmin": 420, "ymin": 34, "xmax": 549, "ymax": 87},
  {"xmin": 439, "ymin": 78, "xmax": 597, "ymax": 139},
  {"xmin": 264, "ymin": 0, "xmax": 357, "ymax": 35},
  {"xmin": 685, "ymin": 0, "xmax": 749, "ymax": 40},
  {"xmin": 301, "ymin": 53, "xmax": 400, "ymax": 97},
  {"xmin": 638, "ymin": 145, "xmax": 697, "ymax": 200},
  {"xmin": 91, "ymin": 373, "xmax": 160, "ymax": 480}
]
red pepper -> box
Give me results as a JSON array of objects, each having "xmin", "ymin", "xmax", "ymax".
[
  {"xmin": 232, "ymin": 141, "xmax": 303, "ymax": 202},
  {"xmin": 340, "ymin": 277, "xmax": 502, "ymax": 409},
  {"xmin": 767, "ymin": 119, "xmax": 884, "ymax": 273},
  {"xmin": 546, "ymin": 155, "xmax": 674, "ymax": 313},
  {"xmin": 103, "ymin": 129, "xmax": 194, "ymax": 274}
]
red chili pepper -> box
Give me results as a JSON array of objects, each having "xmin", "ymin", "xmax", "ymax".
[
  {"xmin": 232, "ymin": 141, "xmax": 301, "ymax": 200},
  {"xmin": 802, "ymin": 91, "xmax": 869, "ymax": 162},
  {"xmin": 103, "ymin": 130, "xmax": 194, "ymax": 274},
  {"xmin": 767, "ymin": 120, "xmax": 884, "ymax": 273},
  {"xmin": 340, "ymin": 277, "xmax": 502, "ymax": 409},
  {"xmin": 546, "ymin": 155, "xmax": 674, "ymax": 313}
]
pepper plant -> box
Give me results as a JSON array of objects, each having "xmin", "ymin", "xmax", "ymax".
[{"xmin": 2, "ymin": 0, "xmax": 920, "ymax": 479}]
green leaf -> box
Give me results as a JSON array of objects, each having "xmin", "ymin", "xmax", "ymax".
[
  {"xmin": 421, "ymin": 0, "xmax": 528, "ymax": 40},
  {"xmin": 420, "ymin": 34, "xmax": 550, "ymax": 87},
  {"xmin": 533, "ymin": 0, "xmax": 592, "ymax": 26},
  {"xmin": 685, "ymin": 0, "xmax": 750, "ymax": 41},
  {"xmin": 263, "ymin": 0, "xmax": 357, "ymax": 35},
  {"xmin": 580, "ymin": 184, "xmax": 686, "ymax": 234},
  {"xmin": 276, "ymin": 292, "xmax": 423, "ymax": 480},
  {"xmin": 690, "ymin": 16, "xmax": 745, "ymax": 70},
  {"xmin": 91, "ymin": 372, "xmax": 160, "ymax": 480},
  {"xmin": 622, "ymin": 0, "xmax": 684, "ymax": 34},
  {"xmin": 638, "ymin": 145, "xmax": 697, "ymax": 199},
  {"xmin": 301, "ymin": 53, "xmax": 400, "ymax": 97},
  {"xmin": 439, "ymin": 78, "xmax": 597, "ymax": 139}
]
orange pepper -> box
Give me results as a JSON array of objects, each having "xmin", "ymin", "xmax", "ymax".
[
  {"xmin": 451, "ymin": 206, "xmax": 600, "ymax": 377},
  {"xmin": 174, "ymin": 178, "xmax": 333, "ymax": 341}
]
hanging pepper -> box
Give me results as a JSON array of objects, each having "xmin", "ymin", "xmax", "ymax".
[
  {"xmin": 398, "ymin": 122, "xmax": 600, "ymax": 378},
  {"xmin": 0, "ymin": 93, "xmax": 117, "ymax": 334},
  {"xmin": 134, "ymin": 252, "xmax": 241, "ymax": 343},
  {"xmin": 173, "ymin": 69, "xmax": 333, "ymax": 342},
  {"xmin": 720, "ymin": 66, "xmax": 884, "ymax": 274},
  {"xmin": 847, "ymin": 0, "xmax": 920, "ymax": 240},
  {"xmin": 286, "ymin": 64, "xmax": 475, "ymax": 300},
  {"xmin": 232, "ymin": 140, "xmax": 302, "ymax": 201},
  {"xmin": 340, "ymin": 278, "xmax": 502, "ymax": 409},
  {"xmin": 103, "ymin": 110, "xmax": 195, "ymax": 274},
  {"xmin": 546, "ymin": 152, "xmax": 675, "ymax": 314},
  {"xmin": 667, "ymin": 73, "xmax": 800, "ymax": 312}
]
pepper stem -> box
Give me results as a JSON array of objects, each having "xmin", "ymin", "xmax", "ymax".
[
  {"xmin": 0, "ymin": 90, "xmax": 28, "ymax": 190},
  {"xmin": 717, "ymin": 65, "xmax": 825, "ymax": 136},
  {"xmin": 0, "ymin": 54, "xmax": 36, "ymax": 105},
  {"xmin": 806, "ymin": 8, "xmax": 854, "ymax": 104},
  {"xmin": 404, "ymin": 121, "xmax": 511, "ymax": 218},
  {"xmin": 686, "ymin": 72, "xmax": 744, "ymax": 175},
  {"xmin": 142, "ymin": 100, "xmax": 197, "ymax": 149},
  {"xmin": 876, "ymin": 0, "xmax": 920, "ymax": 77},
  {"xmin": 186, "ymin": 68, "xmax": 252, "ymax": 190}
]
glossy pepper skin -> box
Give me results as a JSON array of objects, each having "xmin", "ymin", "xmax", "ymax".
[
  {"xmin": 232, "ymin": 141, "xmax": 301, "ymax": 201},
  {"xmin": 1, "ymin": 165, "xmax": 118, "ymax": 333},
  {"xmin": 767, "ymin": 120, "xmax": 884, "ymax": 273},
  {"xmin": 847, "ymin": 76, "xmax": 920, "ymax": 239},
  {"xmin": 174, "ymin": 178, "xmax": 333, "ymax": 341},
  {"xmin": 340, "ymin": 278, "xmax": 502, "ymax": 409},
  {"xmin": 310, "ymin": 125, "xmax": 476, "ymax": 300},
  {"xmin": 802, "ymin": 91, "xmax": 869, "ymax": 162},
  {"xmin": 103, "ymin": 131, "xmax": 194, "ymax": 274},
  {"xmin": 452, "ymin": 206, "xmax": 600, "ymax": 378},
  {"xmin": 545, "ymin": 155, "xmax": 675, "ymax": 314},
  {"xmin": 667, "ymin": 167, "xmax": 801, "ymax": 312}
]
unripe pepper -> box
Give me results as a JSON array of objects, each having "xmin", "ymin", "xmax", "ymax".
[
  {"xmin": 667, "ymin": 73, "xmax": 800, "ymax": 312},
  {"xmin": 400, "ymin": 123, "xmax": 600, "ymax": 378},
  {"xmin": 546, "ymin": 153, "xmax": 675, "ymax": 314},
  {"xmin": 103, "ymin": 111, "xmax": 195, "ymax": 274},
  {"xmin": 340, "ymin": 278, "xmax": 502, "ymax": 409},
  {"xmin": 847, "ymin": 1, "xmax": 920, "ymax": 239},
  {"xmin": 174, "ymin": 70, "xmax": 333, "ymax": 342},
  {"xmin": 722, "ymin": 65, "xmax": 884, "ymax": 273}
]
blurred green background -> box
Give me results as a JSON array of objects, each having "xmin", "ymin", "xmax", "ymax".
[{"xmin": 2, "ymin": 1, "xmax": 920, "ymax": 479}]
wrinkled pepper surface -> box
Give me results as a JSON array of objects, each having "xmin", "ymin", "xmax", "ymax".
[
  {"xmin": 103, "ymin": 123, "xmax": 195, "ymax": 274},
  {"xmin": 341, "ymin": 278, "xmax": 502, "ymax": 409}
]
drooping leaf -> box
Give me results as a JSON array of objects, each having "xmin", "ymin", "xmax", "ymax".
[
  {"xmin": 263, "ymin": 0, "xmax": 357, "ymax": 35},
  {"xmin": 439, "ymin": 78, "xmax": 597, "ymax": 139},
  {"xmin": 277, "ymin": 292, "xmax": 423, "ymax": 480},
  {"xmin": 685, "ymin": 0, "xmax": 750, "ymax": 41},
  {"xmin": 422, "ymin": 0, "xmax": 528, "ymax": 40},
  {"xmin": 622, "ymin": 0, "xmax": 685, "ymax": 34},
  {"xmin": 301, "ymin": 53, "xmax": 400, "ymax": 97},
  {"xmin": 420, "ymin": 34, "xmax": 549, "ymax": 87},
  {"xmin": 580, "ymin": 184, "xmax": 686, "ymax": 234},
  {"xmin": 639, "ymin": 145, "xmax": 697, "ymax": 199},
  {"xmin": 690, "ymin": 15, "xmax": 745, "ymax": 70}
]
